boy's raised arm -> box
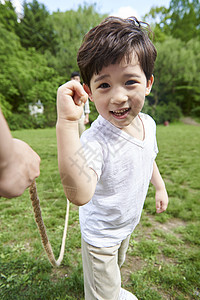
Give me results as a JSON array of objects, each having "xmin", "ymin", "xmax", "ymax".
[
  {"xmin": 56, "ymin": 81, "xmax": 97, "ymax": 206},
  {"xmin": 151, "ymin": 161, "xmax": 169, "ymax": 213}
]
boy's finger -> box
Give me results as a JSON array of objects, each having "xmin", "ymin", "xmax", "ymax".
[
  {"xmin": 156, "ymin": 201, "xmax": 168, "ymax": 213},
  {"xmin": 62, "ymin": 80, "xmax": 88, "ymax": 106},
  {"xmin": 74, "ymin": 93, "xmax": 88, "ymax": 106},
  {"xmin": 156, "ymin": 201, "xmax": 164, "ymax": 213},
  {"xmin": 161, "ymin": 202, "xmax": 168, "ymax": 212},
  {"xmin": 69, "ymin": 80, "xmax": 87, "ymax": 97}
]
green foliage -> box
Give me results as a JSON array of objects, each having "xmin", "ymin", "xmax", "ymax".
[
  {"xmin": 89, "ymin": 100, "xmax": 99, "ymax": 124},
  {"xmin": 6, "ymin": 113, "xmax": 48, "ymax": 130},
  {"xmin": 0, "ymin": 0, "xmax": 199, "ymax": 128},
  {"xmin": 144, "ymin": 0, "xmax": 200, "ymax": 42},
  {"xmin": 0, "ymin": 93, "xmax": 12, "ymax": 119},
  {"xmin": 47, "ymin": 4, "xmax": 107, "ymax": 77},
  {"xmin": 144, "ymin": 0, "xmax": 200, "ymax": 117},
  {"xmin": 153, "ymin": 103, "xmax": 182, "ymax": 124},
  {"xmin": 0, "ymin": 0, "xmax": 19, "ymax": 33},
  {"xmin": 191, "ymin": 106, "xmax": 200, "ymax": 118},
  {"xmin": 17, "ymin": 0, "xmax": 57, "ymax": 54},
  {"xmin": 0, "ymin": 1, "xmax": 107, "ymax": 129},
  {"xmin": 167, "ymin": 0, "xmax": 200, "ymax": 42},
  {"xmin": 143, "ymin": 101, "xmax": 182, "ymax": 124},
  {"xmin": 0, "ymin": 22, "xmax": 61, "ymax": 128},
  {"xmin": 151, "ymin": 37, "xmax": 200, "ymax": 115},
  {"xmin": 141, "ymin": 100, "xmax": 153, "ymax": 116}
]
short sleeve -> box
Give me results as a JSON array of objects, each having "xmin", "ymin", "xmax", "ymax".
[
  {"xmin": 152, "ymin": 118, "xmax": 158, "ymax": 160},
  {"xmin": 153, "ymin": 137, "xmax": 158, "ymax": 160},
  {"xmin": 142, "ymin": 113, "xmax": 158, "ymax": 161}
]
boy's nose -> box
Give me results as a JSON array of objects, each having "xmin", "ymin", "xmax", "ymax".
[{"xmin": 110, "ymin": 92, "xmax": 128, "ymax": 105}]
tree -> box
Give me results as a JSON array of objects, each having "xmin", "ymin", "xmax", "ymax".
[
  {"xmin": 0, "ymin": 24, "xmax": 21, "ymax": 113},
  {"xmin": 17, "ymin": 0, "xmax": 57, "ymax": 54},
  {"xmin": 144, "ymin": 0, "xmax": 200, "ymax": 42},
  {"xmin": 150, "ymin": 37, "xmax": 200, "ymax": 115},
  {"xmin": 0, "ymin": 1, "xmax": 108, "ymax": 128},
  {"xmin": 168, "ymin": 0, "xmax": 200, "ymax": 41},
  {"xmin": 0, "ymin": 0, "xmax": 19, "ymax": 33},
  {"xmin": 47, "ymin": 4, "xmax": 107, "ymax": 78},
  {"xmin": 0, "ymin": 23, "xmax": 62, "ymax": 128}
]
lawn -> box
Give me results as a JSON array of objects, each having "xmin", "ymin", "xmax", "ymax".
[{"xmin": 0, "ymin": 123, "xmax": 200, "ymax": 299}]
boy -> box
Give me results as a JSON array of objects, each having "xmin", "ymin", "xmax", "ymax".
[{"xmin": 56, "ymin": 16, "xmax": 168, "ymax": 300}]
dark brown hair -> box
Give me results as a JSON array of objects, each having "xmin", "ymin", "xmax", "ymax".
[{"xmin": 77, "ymin": 16, "xmax": 157, "ymax": 86}]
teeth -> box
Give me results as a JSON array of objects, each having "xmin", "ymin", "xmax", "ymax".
[{"xmin": 113, "ymin": 108, "xmax": 129, "ymax": 114}]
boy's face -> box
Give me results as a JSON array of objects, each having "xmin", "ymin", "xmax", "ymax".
[{"xmin": 84, "ymin": 54, "xmax": 153, "ymax": 129}]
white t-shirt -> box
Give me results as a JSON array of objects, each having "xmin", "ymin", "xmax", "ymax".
[{"xmin": 79, "ymin": 113, "xmax": 158, "ymax": 247}]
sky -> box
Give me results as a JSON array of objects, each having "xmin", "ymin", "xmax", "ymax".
[{"xmin": 11, "ymin": 0, "xmax": 171, "ymax": 20}]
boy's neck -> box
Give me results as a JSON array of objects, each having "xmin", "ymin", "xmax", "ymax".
[{"xmin": 122, "ymin": 115, "xmax": 145, "ymax": 140}]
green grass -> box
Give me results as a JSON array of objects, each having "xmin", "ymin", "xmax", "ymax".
[{"xmin": 0, "ymin": 123, "xmax": 200, "ymax": 299}]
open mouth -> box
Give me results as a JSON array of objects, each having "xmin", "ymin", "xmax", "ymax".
[{"xmin": 111, "ymin": 108, "xmax": 130, "ymax": 117}]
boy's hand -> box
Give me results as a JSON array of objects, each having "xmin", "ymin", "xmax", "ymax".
[
  {"xmin": 155, "ymin": 188, "xmax": 169, "ymax": 213},
  {"xmin": 57, "ymin": 80, "xmax": 88, "ymax": 121}
]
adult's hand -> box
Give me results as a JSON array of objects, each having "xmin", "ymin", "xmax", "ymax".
[{"xmin": 0, "ymin": 138, "xmax": 40, "ymax": 198}]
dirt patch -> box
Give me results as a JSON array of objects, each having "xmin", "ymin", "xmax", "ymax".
[
  {"xmin": 121, "ymin": 255, "xmax": 145, "ymax": 285},
  {"xmin": 121, "ymin": 215, "xmax": 186, "ymax": 287},
  {"xmin": 181, "ymin": 117, "xmax": 200, "ymax": 126},
  {"xmin": 144, "ymin": 215, "xmax": 186, "ymax": 234},
  {"xmin": 51, "ymin": 265, "xmax": 71, "ymax": 282}
]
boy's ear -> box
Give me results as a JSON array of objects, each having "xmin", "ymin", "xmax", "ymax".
[
  {"xmin": 145, "ymin": 75, "xmax": 154, "ymax": 96},
  {"xmin": 83, "ymin": 84, "xmax": 94, "ymax": 102}
]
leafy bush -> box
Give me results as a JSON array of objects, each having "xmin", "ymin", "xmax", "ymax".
[
  {"xmin": 0, "ymin": 94, "xmax": 12, "ymax": 119},
  {"xmin": 7, "ymin": 113, "xmax": 32, "ymax": 130},
  {"xmin": 89, "ymin": 100, "xmax": 99, "ymax": 124},
  {"xmin": 7, "ymin": 113, "xmax": 48, "ymax": 130},
  {"xmin": 191, "ymin": 106, "xmax": 200, "ymax": 118},
  {"xmin": 142, "ymin": 101, "xmax": 153, "ymax": 116},
  {"xmin": 154, "ymin": 103, "xmax": 182, "ymax": 124}
]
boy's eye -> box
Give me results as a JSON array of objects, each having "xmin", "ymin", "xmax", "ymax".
[
  {"xmin": 125, "ymin": 80, "xmax": 138, "ymax": 86},
  {"xmin": 98, "ymin": 83, "xmax": 110, "ymax": 89}
]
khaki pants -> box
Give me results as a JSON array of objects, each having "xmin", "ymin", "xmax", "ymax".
[{"xmin": 81, "ymin": 235, "xmax": 131, "ymax": 300}]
